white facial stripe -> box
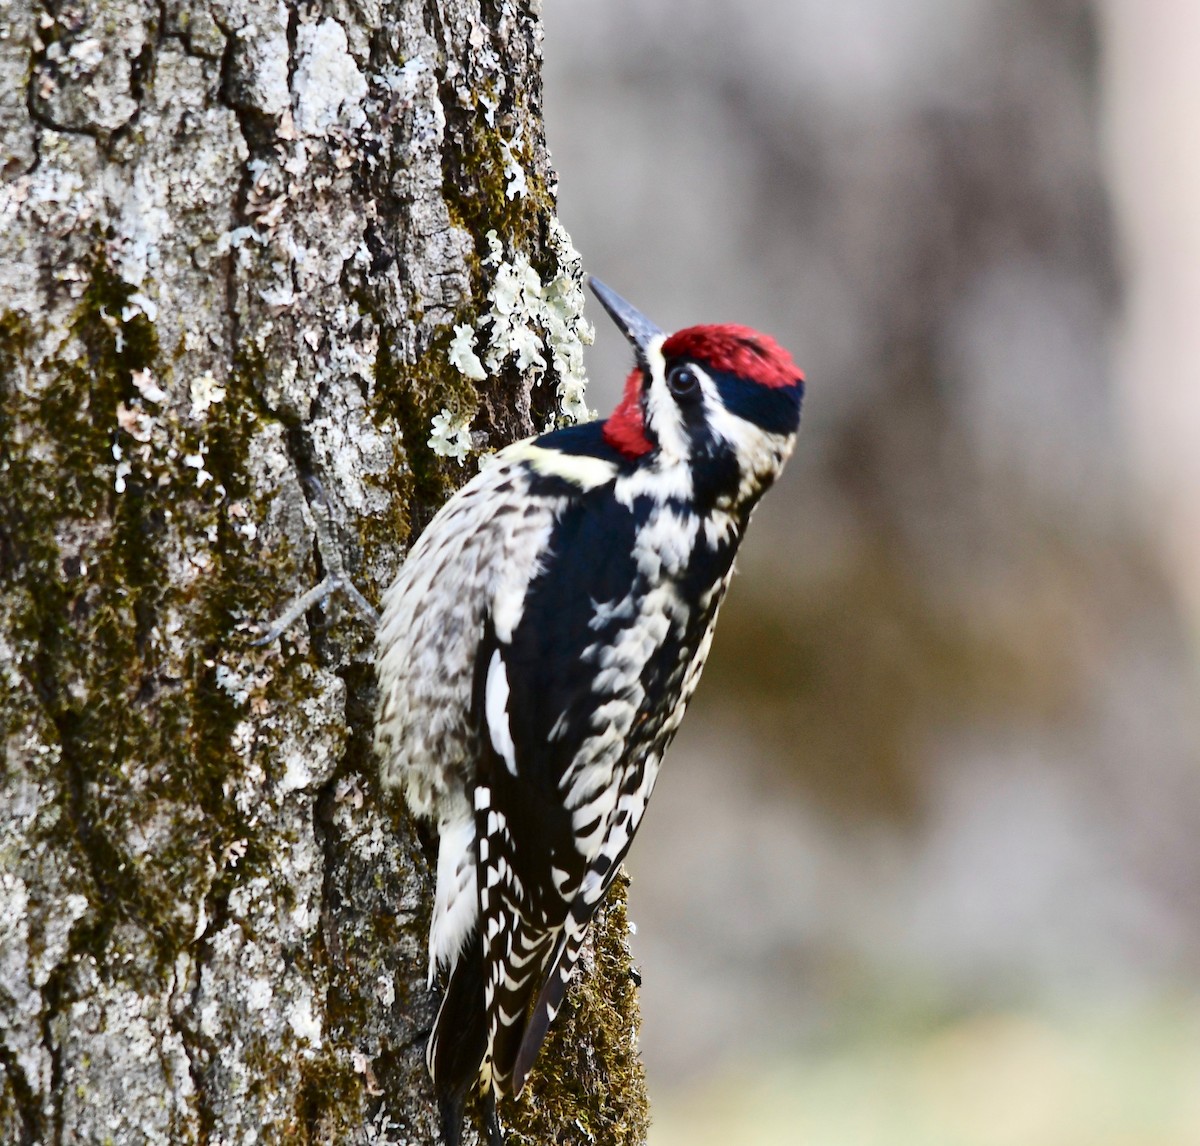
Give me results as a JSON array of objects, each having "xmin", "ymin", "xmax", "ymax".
[
  {"xmin": 704, "ymin": 395, "xmax": 759, "ymax": 450},
  {"xmin": 642, "ymin": 333, "xmax": 690, "ymax": 462},
  {"xmin": 688, "ymin": 365, "xmax": 798, "ymax": 495}
]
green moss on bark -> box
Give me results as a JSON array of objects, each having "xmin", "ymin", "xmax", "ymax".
[
  {"xmin": 1, "ymin": 261, "xmax": 185, "ymax": 969},
  {"xmin": 3, "ymin": 253, "xmax": 366, "ymax": 1131},
  {"xmin": 442, "ymin": 105, "xmax": 556, "ymax": 264},
  {"xmin": 366, "ymin": 319, "xmax": 471, "ymax": 548}
]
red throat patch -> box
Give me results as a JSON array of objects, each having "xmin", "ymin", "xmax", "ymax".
[
  {"xmin": 662, "ymin": 325, "xmax": 803, "ymax": 389},
  {"xmin": 602, "ymin": 368, "xmax": 653, "ymax": 458}
]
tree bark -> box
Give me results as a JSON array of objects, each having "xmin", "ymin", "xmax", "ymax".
[{"xmin": 0, "ymin": 0, "xmax": 648, "ymax": 1142}]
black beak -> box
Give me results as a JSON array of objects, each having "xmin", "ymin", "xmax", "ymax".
[{"xmin": 588, "ymin": 277, "xmax": 663, "ymax": 357}]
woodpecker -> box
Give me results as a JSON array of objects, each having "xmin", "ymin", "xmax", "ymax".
[{"xmin": 374, "ymin": 278, "xmax": 804, "ymax": 1145}]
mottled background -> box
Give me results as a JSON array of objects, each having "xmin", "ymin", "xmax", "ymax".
[{"xmin": 543, "ymin": 1, "xmax": 1200, "ymax": 1141}]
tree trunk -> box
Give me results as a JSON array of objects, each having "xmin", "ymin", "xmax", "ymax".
[{"xmin": 0, "ymin": 0, "xmax": 648, "ymax": 1142}]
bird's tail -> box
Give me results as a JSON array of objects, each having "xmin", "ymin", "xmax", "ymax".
[
  {"xmin": 428, "ymin": 932, "xmax": 488, "ymax": 1146},
  {"xmin": 502, "ymin": 909, "xmax": 590, "ymax": 1098}
]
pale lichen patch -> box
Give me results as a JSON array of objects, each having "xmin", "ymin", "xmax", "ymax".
[
  {"xmin": 189, "ymin": 369, "xmax": 228, "ymax": 416},
  {"xmin": 454, "ymin": 224, "xmax": 594, "ymax": 425},
  {"xmin": 448, "ymin": 322, "xmax": 488, "ymax": 381},
  {"xmin": 500, "ymin": 124, "xmax": 530, "ymax": 200},
  {"xmin": 293, "ymin": 19, "xmax": 368, "ymax": 137},
  {"xmin": 428, "ymin": 408, "xmax": 475, "ymax": 465}
]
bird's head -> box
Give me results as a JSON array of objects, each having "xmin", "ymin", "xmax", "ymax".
[{"xmin": 589, "ymin": 277, "xmax": 804, "ymax": 505}]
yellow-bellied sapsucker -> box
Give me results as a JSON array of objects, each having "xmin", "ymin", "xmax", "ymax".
[{"xmin": 374, "ymin": 279, "xmax": 804, "ymax": 1145}]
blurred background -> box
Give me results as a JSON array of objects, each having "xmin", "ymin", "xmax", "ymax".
[{"xmin": 542, "ymin": 1, "xmax": 1200, "ymax": 1142}]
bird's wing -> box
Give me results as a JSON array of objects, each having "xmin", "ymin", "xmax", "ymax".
[{"xmin": 472, "ymin": 480, "xmax": 666, "ymax": 1095}]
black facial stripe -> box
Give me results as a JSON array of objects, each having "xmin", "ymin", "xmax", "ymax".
[
  {"xmin": 688, "ymin": 445, "xmax": 742, "ymax": 513},
  {"xmin": 712, "ymin": 372, "xmax": 802, "ymax": 435},
  {"xmin": 672, "ymin": 373, "xmax": 712, "ymax": 437}
]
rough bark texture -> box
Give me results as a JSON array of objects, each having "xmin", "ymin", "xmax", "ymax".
[{"xmin": 0, "ymin": 0, "xmax": 649, "ymax": 1143}]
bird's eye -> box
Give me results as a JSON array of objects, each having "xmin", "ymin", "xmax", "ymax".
[{"xmin": 667, "ymin": 365, "xmax": 699, "ymax": 399}]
